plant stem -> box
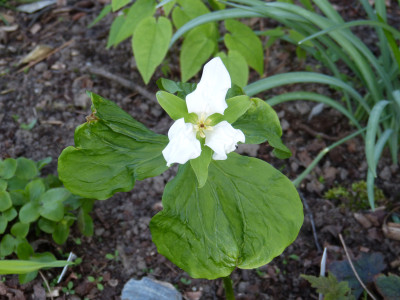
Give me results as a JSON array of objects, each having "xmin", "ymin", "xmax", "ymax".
[{"xmin": 223, "ymin": 276, "xmax": 235, "ymax": 300}]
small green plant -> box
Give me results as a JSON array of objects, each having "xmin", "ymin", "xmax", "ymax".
[
  {"xmin": 180, "ymin": 277, "xmax": 192, "ymax": 285},
  {"xmin": 0, "ymin": 157, "xmax": 94, "ymax": 283},
  {"xmin": 324, "ymin": 180, "xmax": 385, "ymax": 210},
  {"xmin": 105, "ymin": 250, "xmax": 119, "ymax": 261},
  {"xmin": 61, "ymin": 281, "xmax": 75, "ymax": 295},
  {"xmin": 88, "ymin": 275, "xmax": 104, "ymax": 291}
]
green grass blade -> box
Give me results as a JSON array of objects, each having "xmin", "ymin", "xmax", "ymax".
[
  {"xmin": 365, "ymin": 100, "xmax": 390, "ymax": 177},
  {"xmin": 169, "ymin": 9, "xmax": 263, "ymax": 46},
  {"xmin": 266, "ymin": 91, "xmax": 362, "ymax": 130},
  {"xmin": 367, "ymin": 128, "xmax": 393, "ymax": 210},
  {"xmin": 0, "ymin": 260, "xmax": 72, "ymax": 275},
  {"xmin": 244, "ymin": 72, "xmax": 370, "ymax": 112}
]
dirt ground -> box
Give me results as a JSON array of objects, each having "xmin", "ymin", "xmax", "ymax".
[{"xmin": 1, "ymin": 1, "xmax": 399, "ymax": 299}]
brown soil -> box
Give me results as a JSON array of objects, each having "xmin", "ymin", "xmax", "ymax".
[{"xmin": 1, "ymin": 1, "xmax": 399, "ymax": 299}]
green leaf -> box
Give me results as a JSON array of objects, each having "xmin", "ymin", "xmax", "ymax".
[
  {"xmin": 0, "ymin": 215, "xmax": 7, "ymax": 234},
  {"xmin": 224, "ymin": 19, "xmax": 264, "ymax": 75},
  {"xmin": 88, "ymin": 4, "xmax": 112, "ymax": 28},
  {"xmin": 156, "ymin": 91, "xmax": 188, "ymax": 120},
  {"xmin": 180, "ymin": 24, "xmax": 218, "ymax": 82},
  {"xmin": 58, "ymin": 92, "xmax": 169, "ymax": 200},
  {"xmin": 0, "ymin": 179, "xmax": 6, "ymax": 191},
  {"xmin": 224, "ymin": 95, "xmax": 251, "ymax": 124},
  {"xmin": 52, "ymin": 222, "xmax": 69, "ymax": 245},
  {"xmin": 216, "ymin": 51, "xmax": 249, "ymax": 88},
  {"xmin": 301, "ymin": 272, "xmax": 355, "ymax": 300},
  {"xmin": 112, "ymin": 0, "xmax": 130, "ymax": 11},
  {"xmin": 25, "ymin": 179, "xmax": 45, "ymax": 202},
  {"xmin": 7, "ymin": 177, "xmax": 29, "ymax": 191},
  {"xmin": 11, "ymin": 222, "xmax": 29, "ymax": 238},
  {"xmin": 36, "ymin": 157, "xmax": 52, "ymax": 171},
  {"xmin": 19, "ymin": 202, "xmax": 40, "ymax": 223},
  {"xmin": 190, "ymin": 145, "xmax": 212, "ymax": 188},
  {"xmin": 375, "ymin": 274, "xmax": 400, "ymax": 300},
  {"xmin": 107, "ymin": 0, "xmax": 156, "ymax": 47},
  {"xmin": 171, "ymin": 0, "xmax": 209, "ymax": 29},
  {"xmin": 156, "ymin": 78, "xmax": 196, "ymax": 99},
  {"xmin": 3, "ymin": 207, "xmax": 17, "ymax": 221},
  {"xmin": 39, "ymin": 189, "xmax": 70, "ymax": 222},
  {"xmin": 133, "ymin": 16, "xmax": 173, "ymax": 84},
  {"xmin": 0, "ymin": 191, "xmax": 12, "ymax": 212},
  {"xmin": 14, "ymin": 158, "xmax": 38, "ymax": 181},
  {"xmin": 9, "ymin": 190, "xmax": 27, "ymax": 206},
  {"xmin": 77, "ymin": 209, "xmax": 94, "ymax": 237},
  {"xmin": 19, "ymin": 271, "xmax": 37, "ymax": 284},
  {"xmin": 233, "ymin": 98, "xmax": 291, "ymax": 158},
  {"xmin": 0, "ymin": 259, "xmax": 71, "ymax": 275},
  {"xmin": 16, "ymin": 240, "xmax": 33, "ymax": 260},
  {"xmin": 0, "ymin": 234, "xmax": 15, "ymax": 256},
  {"xmin": 38, "ymin": 218, "xmax": 56, "ymax": 234},
  {"xmin": 151, "ymin": 153, "xmax": 303, "ymax": 279},
  {"xmin": 0, "ymin": 158, "xmax": 17, "ymax": 179}
]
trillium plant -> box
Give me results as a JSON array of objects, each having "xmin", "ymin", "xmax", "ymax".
[{"xmin": 58, "ymin": 58, "xmax": 303, "ymax": 298}]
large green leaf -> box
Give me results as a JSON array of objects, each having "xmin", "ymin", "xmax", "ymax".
[
  {"xmin": 112, "ymin": 0, "xmax": 130, "ymax": 11},
  {"xmin": 217, "ymin": 50, "xmax": 249, "ymax": 88},
  {"xmin": 107, "ymin": 0, "xmax": 156, "ymax": 48},
  {"xmin": 224, "ymin": 19, "xmax": 264, "ymax": 75},
  {"xmin": 150, "ymin": 153, "xmax": 303, "ymax": 279},
  {"xmin": 58, "ymin": 92, "xmax": 168, "ymax": 200},
  {"xmin": 180, "ymin": 23, "xmax": 218, "ymax": 82},
  {"xmin": 171, "ymin": 0, "xmax": 209, "ymax": 29},
  {"xmin": 233, "ymin": 98, "xmax": 291, "ymax": 158},
  {"xmin": 133, "ymin": 16, "xmax": 172, "ymax": 84}
]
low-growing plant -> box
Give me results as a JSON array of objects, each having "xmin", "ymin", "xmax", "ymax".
[
  {"xmin": 58, "ymin": 58, "xmax": 304, "ymax": 298},
  {"xmin": 0, "ymin": 157, "xmax": 93, "ymax": 283},
  {"xmin": 324, "ymin": 180, "xmax": 386, "ymax": 210}
]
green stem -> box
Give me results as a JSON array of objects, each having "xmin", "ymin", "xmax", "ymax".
[{"xmin": 223, "ymin": 276, "xmax": 235, "ymax": 300}]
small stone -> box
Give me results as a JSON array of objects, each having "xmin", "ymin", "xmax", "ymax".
[
  {"xmin": 121, "ymin": 277, "xmax": 182, "ymax": 300},
  {"xmin": 280, "ymin": 118, "xmax": 290, "ymax": 131},
  {"xmin": 152, "ymin": 176, "xmax": 164, "ymax": 194},
  {"xmin": 34, "ymin": 62, "xmax": 47, "ymax": 72},
  {"xmin": 95, "ymin": 228, "xmax": 105, "ymax": 236},
  {"xmin": 74, "ymin": 93, "xmax": 90, "ymax": 108},
  {"xmin": 379, "ymin": 166, "xmax": 391, "ymax": 181},
  {"xmin": 236, "ymin": 144, "xmax": 259, "ymax": 157},
  {"xmin": 295, "ymin": 102, "xmax": 310, "ymax": 115},
  {"xmin": 238, "ymin": 282, "xmax": 249, "ymax": 293}
]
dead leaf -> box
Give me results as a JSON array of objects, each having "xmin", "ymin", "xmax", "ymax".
[
  {"xmin": 383, "ymin": 222, "xmax": 400, "ymax": 241},
  {"xmin": 0, "ymin": 13, "xmax": 15, "ymax": 24},
  {"xmin": 19, "ymin": 45, "xmax": 53, "ymax": 65},
  {"xmin": 17, "ymin": 0, "xmax": 57, "ymax": 13},
  {"xmin": 184, "ymin": 291, "xmax": 202, "ymax": 300},
  {"xmin": 354, "ymin": 213, "xmax": 372, "ymax": 229},
  {"xmin": 30, "ymin": 23, "xmax": 42, "ymax": 35},
  {"xmin": 0, "ymin": 25, "xmax": 19, "ymax": 32}
]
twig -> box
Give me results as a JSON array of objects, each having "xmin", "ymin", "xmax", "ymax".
[
  {"xmin": 39, "ymin": 270, "xmax": 54, "ymax": 300},
  {"xmin": 299, "ymin": 191, "xmax": 322, "ymax": 252},
  {"xmin": 338, "ymin": 234, "xmax": 377, "ymax": 300},
  {"xmin": 297, "ymin": 123, "xmax": 342, "ymax": 141},
  {"xmin": 17, "ymin": 39, "xmax": 74, "ymax": 73},
  {"xmin": 86, "ymin": 66, "xmax": 156, "ymax": 103}
]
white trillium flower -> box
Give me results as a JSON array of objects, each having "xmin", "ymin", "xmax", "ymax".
[{"xmin": 162, "ymin": 57, "xmax": 245, "ymax": 166}]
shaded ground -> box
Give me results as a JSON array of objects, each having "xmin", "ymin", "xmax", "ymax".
[{"xmin": 1, "ymin": 1, "xmax": 399, "ymax": 299}]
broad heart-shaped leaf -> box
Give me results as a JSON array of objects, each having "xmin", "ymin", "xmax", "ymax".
[
  {"xmin": 25, "ymin": 179, "xmax": 45, "ymax": 202},
  {"xmin": 375, "ymin": 274, "xmax": 400, "ymax": 300},
  {"xmin": 58, "ymin": 92, "xmax": 168, "ymax": 200},
  {"xmin": 52, "ymin": 221, "xmax": 69, "ymax": 245},
  {"xmin": 0, "ymin": 158, "xmax": 17, "ymax": 179},
  {"xmin": 217, "ymin": 51, "xmax": 249, "ymax": 88},
  {"xmin": 0, "ymin": 234, "xmax": 15, "ymax": 257},
  {"xmin": 19, "ymin": 202, "xmax": 40, "ymax": 223},
  {"xmin": 132, "ymin": 16, "xmax": 172, "ymax": 84},
  {"xmin": 112, "ymin": 0, "xmax": 130, "ymax": 11},
  {"xmin": 180, "ymin": 23, "xmax": 218, "ymax": 82},
  {"xmin": 107, "ymin": 0, "xmax": 156, "ymax": 48},
  {"xmin": 14, "ymin": 158, "xmax": 38, "ymax": 180},
  {"xmin": 171, "ymin": 0, "xmax": 209, "ymax": 30},
  {"xmin": 233, "ymin": 98, "xmax": 291, "ymax": 159},
  {"xmin": 224, "ymin": 19, "xmax": 264, "ymax": 76},
  {"xmin": 156, "ymin": 91, "xmax": 188, "ymax": 120},
  {"xmin": 10, "ymin": 222, "xmax": 29, "ymax": 238},
  {"xmin": 150, "ymin": 153, "xmax": 303, "ymax": 279}
]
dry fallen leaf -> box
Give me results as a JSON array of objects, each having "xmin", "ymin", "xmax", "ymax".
[{"xmin": 19, "ymin": 45, "xmax": 53, "ymax": 65}]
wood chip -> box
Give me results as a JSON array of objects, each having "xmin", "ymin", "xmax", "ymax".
[
  {"xmin": 382, "ymin": 222, "xmax": 400, "ymax": 241},
  {"xmin": 19, "ymin": 45, "xmax": 53, "ymax": 65},
  {"xmin": 354, "ymin": 213, "xmax": 372, "ymax": 229}
]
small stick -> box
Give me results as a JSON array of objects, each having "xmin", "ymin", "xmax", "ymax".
[
  {"xmin": 338, "ymin": 234, "xmax": 377, "ymax": 300},
  {"xmin": 299, "ymin": 191, "xmax": 322, "ymax": 252},
  {"xmin": 39, "ymin": 270, "xmax": 54, "ymax": 300},
  {"xmin": 57, "ymin": 252, "xmax": 76, "ymax": 284},
  {"xmin": 86, "ymin": 66, "xmax": 156, "ymax": 103},
  {"xmin": 17, "ymin": 39, "xmax": 74, "ymax": 73}
]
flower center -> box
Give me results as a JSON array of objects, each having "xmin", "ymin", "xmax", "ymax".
[{"xmin": 194, "ymin": 114, "xmax": 213, "ymax": 138}]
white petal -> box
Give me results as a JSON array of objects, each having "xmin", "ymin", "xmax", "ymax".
[
  {"xmin": 186, "ymin": 57, "xmax": 231, "ymax": 118},
  {"xmin": 204, "ymin": 121, "xmax": 245, "ymax": 160},
  {"xmin": 162, "ymin": 118, "xmax": 201, "ymax": 166}
]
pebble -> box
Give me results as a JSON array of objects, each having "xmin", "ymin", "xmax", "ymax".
[
  {"xmin": 34, "ymin": 62, "xmax": 47, "ymax": 72},
  {"xmin": 121, "ymin": 277, "xmax": 182, "ymax": 300},
  {"xmin": 379, "ymin": 166, "xmax": 391, "ymax": 181},
  {"xmin": 237, "ymin": 144, "xmax": 260, "ymax": 157},
  {"xmin": 238, "ymin": 281, "xmax": 249, "ymax": 293},
  {"xmin": 74, "ymin": 92, "xmax": 90, "ymax": 108}
]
